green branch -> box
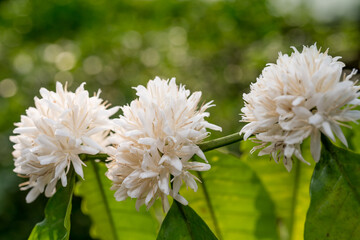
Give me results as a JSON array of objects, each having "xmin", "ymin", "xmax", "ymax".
[
  {"xmin": 198, "ymin": 132, "xmax": 242, "ymax": 152},
  {"xmin": 80, "ymin": 153, "xmax": 108, "ymax": 161},
  {"xmin": 80, "ymin": 132, "xmax": 243, "ymax": 162}
]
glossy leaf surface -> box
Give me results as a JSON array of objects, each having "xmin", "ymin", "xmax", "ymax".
[
  {"xmin": 304, "ymin": 137, "xmax": 360, "ymax": 239},
  {"xmin": 157, "ymin": 201, "xmax": 217, "ymax": 240},
  {"xmin": 28, "ymin": 170, "xmax": 75, "ymax": 240}
]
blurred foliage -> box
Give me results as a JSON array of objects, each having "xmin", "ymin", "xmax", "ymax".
[
  {"xmin": 75, "ymin": 161, "xmax": 160, "ymax": 240},
  {"xmin": 240, "ymin": 139, "xmax": 314, "ymax": 240},
  {"xmin": 0, "ymin": 0, "xmax": 359, "ymax": 239},
  {"xmin": 184, "ymin": 151, "xmax": 278, "ymax": 239}
]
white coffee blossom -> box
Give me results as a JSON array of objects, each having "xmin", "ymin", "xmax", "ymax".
[
  {"xmin": 106, "ymin": 77, "xmax": 221, "ymax": 211},
  {"xmin": 240, "ymin": 44, "xmax": 360, "ymax": 171},
  {"xmin": 10, "ymin": 82, "xmax": 119, "ymax": 203}
]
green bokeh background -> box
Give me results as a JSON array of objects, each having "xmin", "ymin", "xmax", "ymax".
[{"xmin": 0, "ymin": 0, "xmax": 359, "ymax": 239}]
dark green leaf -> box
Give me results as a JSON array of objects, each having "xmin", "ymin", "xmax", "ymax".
[
  {"xmin": 28, "ymin": 170, "xmax": 75, "ymax": 240},
  {"xmin": 74, "ymin": 161, "xmax": 160, "ymax": 240},
  {"xmin": 182, "ymin": 150, "xmax": 279, "ymax": 240},
  {"xmin": 304, "ymin": 136, "xmax": 360, "ymax": 239},
  {"xmin": 157, "ymin": 200, "xmax": 217, "ymax": 240}
]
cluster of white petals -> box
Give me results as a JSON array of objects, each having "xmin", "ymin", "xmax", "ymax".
[
  {"xmin": 10, "ymin": 82, "xmax": 119, "ymax": 202},
  {"xmin": 106, "ymin": 77, "xmax": 221, "ymax": 211},
  {"xmin": 240, "ymin": 44, "xmax": 360, "ymax": 171}
]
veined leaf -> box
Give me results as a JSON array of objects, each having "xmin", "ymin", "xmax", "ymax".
[
  {"xmin": 182, "ymin": 150, "xmax": 278, "ymax": 240},
  {"xmin": 304, "ymin": 137, "xmax": 360, "ymax": 239},
  {"xmin": 74, "ymin": 161, "xmax": 160, "ymax": 240},
  {"xmin": 28, "ymin": 170, "xmax": 75, "ymax": 240},
  {"xmin": 157, "ymin": 201, "xmax": 217, "ymax": 240},
  {"xmin": 240, "ymin": 140, "xmax": 314, "ymax": 240}
]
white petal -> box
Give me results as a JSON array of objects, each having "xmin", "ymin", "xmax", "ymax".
[
  {"xmin": 72, "ymin": 158, "xmax": 84, "ymax": 179},
  {"xmin": 36, "ymin": 135, "xmax": 58, "ymax": 150},
  {"xmin": 349, "ymin": 98, "xmax": 360, "ymax": 105},
  {"xmin": 138, "ymin": 138, "xmax": 156, "ymax": 146},
  {"xmin": 174, "ymin": 194, "xmax": 188, "ymax": 205},
  {"xmin": 82, "ymin": 136, "xmax": 103, "ymax": 151},
  {"xmin": 195, "ymin": 149, "xmax": 207, "ymax": 161},
  {"xmin": 159, "ymin": 155, "xmax": 170, "ymax": 165},
  {"xmin": 13, "ymin": 127, "xmax": 38, "ymax": 134},
  {"xmin": 135, "ymin": 198, "xmax": 145, "ymax": 211},
  {"xmin": 172, "ymin": 177, "xmax": 182, "ymax": 195},
  {"xmin": 343, "ymin": 110, "xmax": 360, "ymax": 121},
  {"xmin": 203, "ymin": 122, "xmax": 222, "ymax": 132},
  {"xmin": 168, "ymin": 157, "xmax": 183, "ymax": 173},
  {"xmin": 114, "ymin": 187, "xmax": 128, "ymax": 201},
  {"xmin": 285, "ymin": 129, "xmax": 310, "ymax": 145},
  {"xmin": 310, "ymin": 130, "xmax": 321, "ymax": 162},
  {"xmin": 161, "ymin": 194, "xmax": 170, "ymax": 213},
  {"xmin": 292, "ymin": 96, "xmax": 305, "ymax": 106},
  {"xmin": 125, "ymin": 130, "xmax": 143, "ymax": 137},
  {"xmin": 294, "ymin": 148, "xmax": 310, "ymax": 165},
  {"xmin": 55, "ymin": 160, "xmax": 67, "ymax": 179},
  {"xmin": 184, "ymin": 174, "xmax": 198, "ymax": 192},
  {"xmin": 45, "ymin": 180, "xmax": 57, "ymax": 197},
  {"xmin": 187, "ymin": 162, "xmax": 211, "ymax": 171},
  {"xmin": 38, "ymin": 155, "xmax": 58, "ymax": 165},
  {"xmin": 309, "ymin": 113, "xmax": 324, "ymax": 127},
  {"xmin": 283, "ymin": 158, "xmax": 293, "ymax": 172},
  {"xmin": 139, "ymin": 171, "xmax": 158, "ymax": 179},
  {"xmin": 292, "ymin": 106, "xmax": 311, "ymax": 118},
  {"xmin": 321, "ymin": 121, "xmax": 335, "ymax": 141},
  {"xmin": 284, "ymin": 145, "xmax": 295, "ymax": 158},
  {"xmin": 26, "ymin": 188, "xmax": 41, "ymax": 203},
  {"xmin": 145, "ymin": 185, "xmax": 158, "ymax": 205},
  {"xmin": 54, "ymin": 129, "xmax": 71, "ymax": 138},
  {"xmin": 61, "ymin": 172, "xmax": 67, "ymax": 187},
  {"xmin": 80, "ymin": 145, "xmax": 99, "ymax": 155},
  {"xmin": 158, "ymin": 172, "xmax": 169, "ymax": 195},
  {"xmin": 331, "ymin": 123, "xmax": 348, "ymax": 147}
]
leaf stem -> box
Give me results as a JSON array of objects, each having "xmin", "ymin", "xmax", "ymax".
[
  {"xmin": 80, "ymin": 132, "xmax": 242, "ymax": 162},
  {"xmin": 288, "ymin": 160, "xmax": 301, "ymax": 239},
  {"xmin": 197, "ymin": 172, "xmax": 223, "ymax": 240},
  {"xmin": 90, "ymin": 161, "xmax": 118, "ymax": 240}
]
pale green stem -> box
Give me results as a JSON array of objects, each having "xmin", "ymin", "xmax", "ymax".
[{"xmin": 80, "ymin": 132, "xmax": 243, "ymax": 162}]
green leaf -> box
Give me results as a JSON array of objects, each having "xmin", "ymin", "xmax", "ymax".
[
  {"xmin": 240, "ymin": 140, "xmax": 314, "ymax": 240},
  {"xmin": 182, "ymin": 150, "xmax": 279, "ymax": 240},
  {"xmin": 74, "ymin": 161, "xmax": 160, "ymax": 240},
  {"xmin": 304, "ymin": 136, "xmax": 360, "ymax": 239},
  {"xmin": 28, "ymin": 170, "xmax": 75, "ymax": 240},
  {"xmin": 157, "ymin": 200, "xmax": 218, "ymax": 240}
]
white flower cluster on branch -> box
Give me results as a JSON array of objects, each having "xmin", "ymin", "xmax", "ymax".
[
  {"xmin": 107, "ymin": 77, "xmax": 221, "ymax": 211},
  {"xmin": 240, "ymin": 44, "xmax": 360, "ymax": 171},
  {"xmin": 105, "ymin": 77, "xmax": 221, "ymax": 211},
  {"xmin": 10, "ymin": 43, "xmax": 360, "ymax": 210},
  {"xmin": 10, "ymin": 82, "xmax": 119, "ymax": 202},
  {"xmin": 10, "ymin": 78, "xmax": 221, "ymax": 210}
]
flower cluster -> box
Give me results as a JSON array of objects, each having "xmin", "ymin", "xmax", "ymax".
[
  {"xmin": 240, "ymin": 44, "xmax": 360, "ymax": 171},
  {"xmin": 10, "ymin": 43, "xmax": 360, "ymax": 210},
  {"xmin": 105, "ymin": 77, "xmax": 221, "ymax": 211},
  {"xmin": 10, "ymin": 82, "xmax": 119, "ymax": 202}
]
